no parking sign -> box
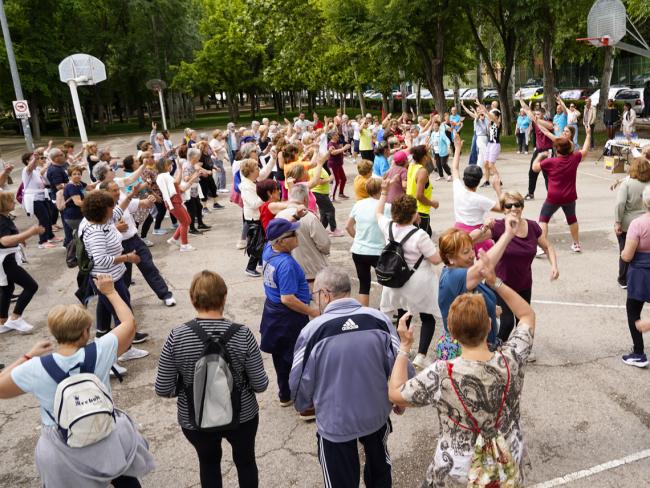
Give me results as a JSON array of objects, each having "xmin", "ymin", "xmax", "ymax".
[{"xmin": 12, "ymin": 100, "xmax": 30, "ymax": 119}]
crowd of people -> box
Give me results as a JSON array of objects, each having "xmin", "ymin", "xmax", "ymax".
[{"xmin": 0, "ymin": 101, "xmax": 648, "ymax": 488}]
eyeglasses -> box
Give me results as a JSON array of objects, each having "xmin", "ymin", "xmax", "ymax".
[
  {"xmin": 503, "ymin": 202, "xmax": 524, "ymax": 209},
  {"xmin": 311, "ymin": 289, "xmax": 330, "ymax": 299},
  {"xmin": 280, "ymin": 231, "xmax": 296, "ymax": 240}
]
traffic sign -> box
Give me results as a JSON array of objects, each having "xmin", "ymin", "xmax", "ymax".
[{"xmin": 12, "ymin": 100, "xmax": 30, "ymax": 119}]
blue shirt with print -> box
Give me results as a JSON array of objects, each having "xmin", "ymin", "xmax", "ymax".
[{"xmin": 262, "ymin": 244, "xmax": 311, "ymax": 304}]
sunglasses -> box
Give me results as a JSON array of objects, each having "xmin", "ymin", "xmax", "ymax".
[{"xmin": 503, "ymin": 202, "xmax": 524, "ymax": 209}]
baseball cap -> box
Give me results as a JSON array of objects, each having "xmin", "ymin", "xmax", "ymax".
[
  {"xmin": 266, "ymin": 218, "xmax": 300, "ymax": 242},
  {"xmin": 393, "ymin": 150, "xmax": 408, "ymax": 165}
]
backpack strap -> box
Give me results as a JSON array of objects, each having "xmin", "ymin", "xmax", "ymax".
[
  {"xmin": 395, "ymin": 223, "xmax": 425, "ymax": 271},
  {"xmin": 81, "ymin": 342, "xmax": 97, "ymax": 374},
  {"xmin": 218, "ymin": 323, "xmax": 242, "ymax": 347},
  {"xmin": 446, "ymin": 351, "xmax": 511, "ymax": 434},
  {"xmin": 40, "ymin": 355, "xmax": 69, "ymax": 384},
  {"xmin": 186, "ymin": 319, "xmax": 210, "ymax": 344}
]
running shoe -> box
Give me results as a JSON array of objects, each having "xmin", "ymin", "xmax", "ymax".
[
  {"xmin": 2, "ymin": 318, "xmax": 34, "ymax": 334},
  {"xmin": 202, "ymin": 207, "xmax": 210, "ymax": 215},
  {"xmin": 570, "ymin": 242, "xmax": 582, "ymax": 253},
  {"xmin": 197, "ymin": 223, "xmax": 212, "ymax": 230},
  {"xmin": 245, "ymin": 269, "xmax": 262, "ymax": 278},
  {"xmin": 217, "ymin": 188, "xmax": 230, "ymax": 194},
  {"xmin": 412, "ymin": 353, "xmax": 431, "ymax": 370},
  {"xmin": 212, "ymin": 202, "xmax": 225, "ymax": 210},
  {"xmin": 132, "ymin": 331, "xmax": 149, "ymax": 344},
  {"xmin": 279, "ymin": 399, "xmax": 293, "ymax": 408},
  {"xmin": 167, "ymin": 237, "xmax": 180, "ymax": 247},
  {"xmin": 180, "ymin": 244, "xmax": 196, "ymax": 252},
  {"xmin": 110, "ymin": 363, "xmax": 127, "ymax": 377},
  {"xmin": 524, "ymin": 194, "xmax": 534, "ymax": 201},
  {"xmin": 339, "ymin": 194, "xmax": 350, "ymax": 199},
  {"xmin": 152, "ymin": 229, "xmax": 168, "ymax": 235},
  {"xmin": 329, "ymin": 229, "xmax": 345, "ymax": 237},
  {"xmin": 299, "ymin": 408, "xmax": 316, "ymax": 421},
  {"xmin": 49, "ymin": 236, "xmax": 63, "ymax": 243},
  {"xmin": 622, "ymin": 353, "xmax": 648, "ymax": 368},
  {"xmin": 163, "ymin": 296, "xmax": 177, "ymax": 307},
  {"xmin": 118, "ymin": 347, "xmax": 149, "ymax": 361},
  {"xmin": 536, "ymin": 246, "xmax": 546, "ymax": 258},
  {"xmin": 481, "ymin": 181, "xmax": 491, "ymax": 188},
  {"xmin": 142, "ymin": 239, "xmax": 154, "ymax": 247},
  {"xmin": 188, "ymin": 228, "xmax": 202, "ymax": 235},
  {"xmin": 38, "ymin": 242, "xmax": 57, "ymax": 249},
  {"xmin": 618, "ymin": 280, "xmax": 628, "ymax": 289}
]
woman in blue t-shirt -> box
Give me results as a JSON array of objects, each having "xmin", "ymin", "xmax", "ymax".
[
  {"xmin": 62, "ymin": 166, "xmax": 87, "ymax": 242},
  {"xmin": 437, "ymin": 215, "xmax": 518, "ymax": 353},
  {"xmin": 515, "ymin": 109, "xmax": 531, "ymax": 154}
]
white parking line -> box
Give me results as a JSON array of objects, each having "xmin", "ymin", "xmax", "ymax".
[
  {"xmin": 531, "ymin": 299, "xmax": 625, "ymax": 309},
  {"xmin": 529, "ymin": 448, "xmax": 650, "ymax": 488},
  {"xmin": 578, "ymin": 169, "xmax": 615, "ymax": 181}
]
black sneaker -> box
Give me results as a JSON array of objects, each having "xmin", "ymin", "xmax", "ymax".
[
  {"xmin": 189, "ymin": 228, "xmax": 202, "ymax": 235},
  {"xmin": 245, "ymin": 269, "xmax": 262, "ymax": 278},
  {"xmin": 197, "ymin": 223, "xmax": 211, "ymax": 230},
  {"xmin": 524, "ymin": 194, "xmax": 534, "ymax": 201},
  {"xmin": 133, "ymin": 331, "xmax": 149, "ymax": 344},
  {"xmin": 481, "ymin": 181, "xmax": 491, "ymax": 188},
  {"xmin": 618, "ymin": 280, "xmax": 627, "ymax": 289},
  {"xmin": 212, "ymin": 202, "xmax": 225, "ymax": 210}
]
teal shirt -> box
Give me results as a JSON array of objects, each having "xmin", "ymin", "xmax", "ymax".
[{"xmin": 349, "ymin": 199, "xmax": 391, "ymax": 256}]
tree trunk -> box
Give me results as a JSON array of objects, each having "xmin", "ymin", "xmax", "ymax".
[
  {"xmin": 416, "ymin": 82, "xmax": 421, "ymax": 116},
  {"xmin": 58, "ymin": 102, "xmax": 69, "ymax": 138},
  {"xmin": 541, "ymin": 29, "xmax": 556, "ymax": 115},
  {"xmin": 357, "ymin": 86, "xmax": 367, "ymax": 116},
  {"xmin": 249, "ymin": 90, "xmax": 257, "ymax": 119},
  {"xmin": 400, "ymin": 78, "xmax": 408, "ymax": 113},
  {"xmin": 137, "ymin": 105, "xmax": 145, "ymax": 128},
  {"xmin": 477, "ymin": 54, "xmax": 484, "ymax": 101},
  {"xmin": 596, "ymin": 46, "xmax": 614, "ymax": 131},
  {"xmin": 381, "ymin": 93, "xmax": 389, "ymax": 116},
  {"xmin": 227, "ymin": 91, "xmax": 239, "ymax": 122},
  {"xmin": 453, "ymin": 76, "xmax": 460, "ymax": 110},
  {"xmin": 417, "ymin": 33, "xmax": 445, "ymax": 115},
  {"xmin": 30, "ymin": 98, "xmax": 41, "ymax": 141}
]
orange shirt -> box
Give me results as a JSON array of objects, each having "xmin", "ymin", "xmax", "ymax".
[{"xmin": 354, "ymin": 174, "xmax": 370, "ymax": 200}]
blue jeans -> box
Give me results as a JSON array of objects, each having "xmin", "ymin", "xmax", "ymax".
[
  {"xmin": 468, "ymin": 133, "xmax": 478, "ymax": 165},
  {"xmin": 122, "ymin": 235, "xmax": 171, "ymax": 300},
  {"xmin": 90, "ymin": 274, "xmax": 131, "ymax": 332}
]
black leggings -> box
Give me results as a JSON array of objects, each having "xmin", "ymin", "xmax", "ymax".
[
  {"xmin": 496, "ymin": 288, "xmax": 532, "ymax": 342},
  {"xmin": 0, "ymin": 256, "xmax": 38, "ymax": 319},
  {"xmin": 516, "ymin": 132, "xmax": 529, "ymax": 153},
  {"xmin": 527, "ymin": 148, "xmax": 550, "ymax": 196},
  {"xmin": 314, "ymin": 192, "xmax": 337, "ymax": 231},
  {"xmin": 397, "ymin": 309, "xmax": 436, "ymax": 355},
  {"xmin": 185, "ymin": 196, "xmax": 205, "ymax": 228},
  {"xmin": 111, "ymin": 476, "xmax": 141, "ymax": 487},
  {"xmin": 182, "ymin": 415, "xmax": 259, "ymax": 488},
  {"xmin": 626, "ymin": 298, "xmax": 646, "ymax": 354},
  {"xmin": 434, "ymin": 154, "xmax": 451, "ymax": 178},
  {"xmin": 154, "ymin": 202, "xmax": 167, "ymax": 230},
  {"xmin": 360, "ymin": 150, "xmax": 374, "ymax": 161},
  {"xmin": 417, "ymin": 213, "xmax": 431, "ymax": 237},
  {"xmin": 352, "ymin": 253, "xmax": 379, "ymax": 295}
]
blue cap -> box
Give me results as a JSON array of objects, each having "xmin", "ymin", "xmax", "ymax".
[{"xmin": 266, "ymin": 218, "xmax": 300, "ymax": 242}]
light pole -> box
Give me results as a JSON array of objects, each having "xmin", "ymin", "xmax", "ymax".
[{"xmin": 0, "ymin": 0, "xmax": 34, "ymax": 150}]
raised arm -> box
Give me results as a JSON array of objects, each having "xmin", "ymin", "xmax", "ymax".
[
  {"xmin": 579, "ymin": 126, "xmax": 592, "ymax": 160},
  {"xmin": 451, "ymin": 133, "xmax": 463, "ymax": 180}
]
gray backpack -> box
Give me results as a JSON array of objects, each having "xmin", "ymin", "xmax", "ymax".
[{"xmin": 182, "ymin": 321, "xmax": 242, "ymax": 431}]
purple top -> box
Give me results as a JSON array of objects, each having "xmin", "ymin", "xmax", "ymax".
[
  {"xmin": 385, "ymin": 166, "xmax": 407, "ymax": 203},
  {"xmin": 328, "ymin": 141, "xmax": 344, "ymax": 168},
  {"xmin": 491, "ymin": 219, "xmax": 542, "ymax": 291}
]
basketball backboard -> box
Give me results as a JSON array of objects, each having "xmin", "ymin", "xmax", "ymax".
[{"xmin": 58, "ymin": 54, "xmax": 107, "ymax": 85}]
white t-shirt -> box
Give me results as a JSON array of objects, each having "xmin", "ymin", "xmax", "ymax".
[
  {"xmin": 453, "ymin": 179, "xmax": 495, "ymax": 226},
  {"xmin": 351, "ymin": 121, "xmax": 360, "ymax": 141},
  {"xmin": 377, "ymin": 215, "xmax": 436, "ymax": 267}
]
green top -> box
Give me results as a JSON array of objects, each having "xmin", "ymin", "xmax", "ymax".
[{"xmin": 309, "ymin": 167, "xmax": 330, "ymax": 195}]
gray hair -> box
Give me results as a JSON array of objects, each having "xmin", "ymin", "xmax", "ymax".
[
  {"xmin": 93, "ymin": 161, "xmax": 111, "ymax": 181},
  {"xmin": 198, "ymin": 132, "xmax": 208, "ymax": 141},
  {"xmin": 49, "ymin": 148, "xmax": 64, "ymax": 159},
  {"xmin": 240, "ymin": 142, "xmax": 257, "ymax": 159},
  {"xmin": 288, "ymin": 184, "xmax": 309, "ymax": 204},
  {"xmin": 187, "ymin": 147, "xmax": 201, "ymax": 161},
  {"xmin": 643, "ymin": 186, "xmax": 650, "ymax": 210},
  {"xmin": 314, "ymin": 267, "xmax": 352, "ymax": 298}
]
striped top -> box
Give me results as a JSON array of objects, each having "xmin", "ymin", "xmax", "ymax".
[
  {"xmin": 155, "ymin": 318, "xmax": 269, "ymax": 429},
  {"xmin": 79, "ymin": 206, "xmax": 126, "ymax": 281}
]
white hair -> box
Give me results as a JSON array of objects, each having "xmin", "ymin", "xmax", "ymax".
[
  {"xmin": 187, "ymin": 147, "xmax": 201, "ymax": 161},
  {"xmin": 240, "ymin": 142, "xmax": 257, "ymax": 159},
  {"xmin": 288, "ymin": 184, "xmax": 309, "ymax": 204},
  {"xmin": 314, "ymin": 266, "xmax": 352, "ymax": 298}
]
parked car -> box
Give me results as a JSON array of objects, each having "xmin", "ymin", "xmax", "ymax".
[
  {"xmin": 363, "ymin": 89, "xmax": 378, "ymax": 99},
  {"xmin": 515, "ymin": 86, "xmax": 543, "ymax": 100},
  {"xmin": 406, "ymin": 88, "xmax": 434, "ymax": 100},
  {"xmin": 482, "ymin": 89, "xmax": 499, "ymax": 102},
  {"xmin": 588, "ymin": 85, "xmax": 630, "ymax": 106},
  {"xmin": 460, "ymin": 88, "xmax": 478, "ymax": 100},
  {"xmin": 559, "ymin": 89, "xmax": 592, "ymax": 100},
  {"xmin": 444, "ymin": 89, "xmax": 454, "ymax": 99},
  {"xmin": 614, "ymin": 88, "xmax": 645, "ymax": 114},
  {"xmin": 391, "ymin": 90, "xmax": 403, "ymax": 100},
  {"xmin": 632, "ymin": 72, "xmax": 650, "ymax": 86}
]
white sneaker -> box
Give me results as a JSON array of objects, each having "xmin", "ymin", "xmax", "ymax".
[
  {"xmin": 118, "ymin": 347, "xmax": 149, "ymax": 362},
  {"xmin": 570, "ymin": 242, "xmax": 582, "ymax": 253},
  {"xmin": 180, "ymin": 244, "xmax": 196, "ymax": 252},
  {"xmin": 0, "ymin": 323, "xmax": 11, "ymax": 334},
  {"xmin": 412, "ymin": 353, "xmax": 431, "ymax": 370},
  {"xmin": 110, "ymin": 363, "xmax": 127, "ymax": 377},
  {"xmin": 3, "ymin": 317, "xmax": 34, "ymax": 334},
  {"xmin": 142, "ymin": 239, "xmax": 154, "ymax": 247},
  {"xmin": 163, "ymin": 296, "xmax": 177, "ymax": 307},
  {"xmin": 236, "ymin": 239, "xmax": 247, "ymax": 250},
  {"xmin": 167, "ymin": 237, "xmax": 180, "ymax": 247},
  {"xmin": 535, "ymin": 245, "xmax": 546, "ymax": 258},
  {"xmin": 217, "ymin": 188, "xmax": 230, "ymax": 194}
]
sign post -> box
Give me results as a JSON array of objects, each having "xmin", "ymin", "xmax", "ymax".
[
  {"xmin": 146, "ymin": 79, "xmax": 168, "ymax": 130},
  {"xmin": 58, "ymin": 54, "xmax": 107, "ymax": 144},
  {"xmin": 12, "ymin": 100, "xmax": 30, "ymax": 119},
  {"xmin": 0, "ymin": 0, "xmax": 34, "ymax": 150}
]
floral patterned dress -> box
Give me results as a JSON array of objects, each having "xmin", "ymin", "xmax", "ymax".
[{"xmin": 400, "ymin": 324, "xmax": 534, "ymax": 487}]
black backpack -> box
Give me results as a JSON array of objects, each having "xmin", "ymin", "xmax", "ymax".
[
  {"xmin": 376, "ymin": 222, "xmax": 424, "ymax": 288},
  {"xmin": 66, "ymin": 229, "xmax": 93, "ymax": 274}
]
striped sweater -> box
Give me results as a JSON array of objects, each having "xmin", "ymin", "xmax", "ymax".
[
  {"xmin": 155, "ymin": 318, "xmax": 269, "ymax": 429},
  {"xmin": 79, "ymin": 207, "xmax": 126, "ymax": 281}
]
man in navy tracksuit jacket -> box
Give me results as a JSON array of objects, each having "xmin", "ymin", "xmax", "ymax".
[{"xmin": 289, "ymin": 266, "xmax": 414, "ymax": 488}]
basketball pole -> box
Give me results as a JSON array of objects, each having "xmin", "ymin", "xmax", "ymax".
[
  {"xmin": 157, "ymin": 88, "xmax": 168, "ymax": 130},
  {"xmin": 67, "ymin": 80, "xmax": 88, "ymax": 145},
  {"xmin": 0, "ymin": 0, "xmax": 34, "ymax": 151}
]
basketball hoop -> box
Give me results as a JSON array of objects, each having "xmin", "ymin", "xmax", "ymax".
[
  {"xmin": 146, "ymin": 79, "xmax": 168, "ymax": 130},
  {"xmin": 576, "ymin": 0, "xmax": 650, "ymax": 58}
]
